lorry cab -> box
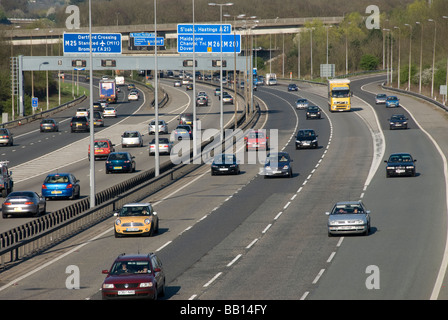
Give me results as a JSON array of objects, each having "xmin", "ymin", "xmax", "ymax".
[{"xmin": 328, "ymin": 79, "xmax": 351, "ymax": 112}]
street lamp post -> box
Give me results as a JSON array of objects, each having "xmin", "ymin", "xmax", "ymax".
[
  {"xmin": 394, "ymin": 26, "xmax": 401, "ymax": 89},
  {"xmin": 404, "ymin": 23, "xmax": 412, "ymax": 91},
  {"xmin": 443, "ymin": 16, "xmax": 448, "ymax": 104},
  {"xmin": 88, "ymin": 0, "xmax": 95, "ymax": 208},
  {"xmin": 416, "ymin": 21, "xmax": 423, "ymax": 93},
  {"xmin": 428, "ymin": 18, "xmax": 436, "ymax": 98},
  {"xmin": 208, "ymin": 2, "xmax": 233, "ymax": 142},
  {"xmin": 154, "ymin": 0, "xmax": 160, "ymax": 176}
]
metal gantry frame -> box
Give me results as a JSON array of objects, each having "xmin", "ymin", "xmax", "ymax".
[{"xmin": 15, "ymin": 54, "xmax": 248, "ymax": 116}]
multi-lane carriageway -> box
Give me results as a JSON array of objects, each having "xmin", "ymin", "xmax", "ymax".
[{"xmin": 0, "ymin": 74, "xmax": 448, "ymax": 304}]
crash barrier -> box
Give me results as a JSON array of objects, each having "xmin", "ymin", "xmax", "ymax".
[
  {"xmin": 381, "ymin": 84, "xmax": 448, "ymax": 113},
  {"xmin": 1, "ymin": 95, "xmax": 87, "ymax": 128},
  {"xmin": 0, "ymin": 86, "xmax": 260, "ymax": 270}
]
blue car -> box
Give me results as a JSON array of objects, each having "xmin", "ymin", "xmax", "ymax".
[
  {"xmin": 105, "ymin": 152, "xmax": 136, "ymax": 174},
  {"xmin": 42, "ymin": 173, "xmax": 80, "ymax": 200},
  {"xmin": 386, "ymin": 96, "xmax": 400, "ymax": 108}
]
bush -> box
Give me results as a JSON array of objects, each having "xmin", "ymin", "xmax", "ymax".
[{"xmin": 360, "ymin": 54, "xmax": 380, "ymax": 71}]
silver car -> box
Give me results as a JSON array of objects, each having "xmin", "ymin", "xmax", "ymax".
[
  {"xmin": 149, "ymin": 120, "xmax": 168, "ymax": 134},
  {"xmin": 2, "ymin": 191, "xmax": 46, "ymax": 218},
  {"xmin": 0, "ymin": 128, "xmax": 13, "ymax": 146},
  {"xmin": 172, "ymin": 126, "xmax": 192, "ymax": 141},
  {"xmin": 375, "ymin": 93, "xmax": 387, "ymax": 104},
  {"xmin": 296, "ymin": 98, "xmax": 309, "ymax": 109},
  {"xmin": 326, "ymin": 201, "xmax": 371, "ymax": 237},
  {"xmin": 121, "ymin": 131, "xmax": 143, "ymax": 147},
  {"xmin": 149, "ymin": 137, "xmax": 173, "ymax": 155}
]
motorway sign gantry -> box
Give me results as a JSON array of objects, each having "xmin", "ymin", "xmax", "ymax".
[
  {"xmin": 63, "ymin": 33, "xmax": 122, "ymax": 54},
  {"xmin": 177, "ymin": 24, "xmax": 232, "ymax": 35},
  {"xmin": 133, "ymin": 37, "xmax": 165, "ymax": 46},
  {"xmin": 177, "ymin": 34, "xmax": 241, "ymax": 54}
]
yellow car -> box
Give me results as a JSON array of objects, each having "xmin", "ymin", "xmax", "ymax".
[{"xmin": 114, "ymin": 203, "xmax": 159, "ymax": 238}]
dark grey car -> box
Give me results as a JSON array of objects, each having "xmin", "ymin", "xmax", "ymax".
[
  {"xmin": 262, "ymin": 152, "xmax": 293, "ymax": 178},
  {"xmin": 2, "ymin": 191, "xmax": 46, "ymax": 218},
  {"xmin": 40, "ymin": 118, "xmax": 59, "ymax": 132}
]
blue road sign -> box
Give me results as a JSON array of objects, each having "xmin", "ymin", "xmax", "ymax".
[
  {"xmin": 177, "ymin": 34, "xmax": 241, "ymax": 54},
  {"xmin": 134, "ymin": 37, "xmax": 165, "ymax": 46},
  {"xmin": 177, "ymin": 24, "xmax": 232, "ymax": 35},
  {"xmin": 63, "ymin": 33, "xmax": 122, "ymax": 54},
  {"xmin": 130, "ymin": 32, "xmax": 156, "ymax": 38},
  {"xmin": 32, "ymin": 97, "xmax": 38, "ymax": 109}
]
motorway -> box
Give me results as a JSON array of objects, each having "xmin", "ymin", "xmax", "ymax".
[{"xmin": 0, "ymin": 74, "xmax": 447, "ymax": 302}]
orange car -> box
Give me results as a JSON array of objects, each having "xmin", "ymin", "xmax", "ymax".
[
  {"xmin": 88, "ymin": 139, "xmax": 115, "ymax": 161},
  {"xmin": 244, "ymin": 130, "xmax": 268, "ymax": 151}
]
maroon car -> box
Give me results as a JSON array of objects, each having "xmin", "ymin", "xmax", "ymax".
[{"xmin": 101, "ymin": 253, "xmax": 166, "ymax": 300}]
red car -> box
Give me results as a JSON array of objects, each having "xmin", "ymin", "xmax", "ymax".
[
  {"xmin": 101, "ymin": 253, "xmax": 166, "ymax": 300},
  {"xmin": 244, "ymin": 130, "xmax": 269, "ymax": 151},
  {"xmin": 88, "ymin": 139, "xmax": 115, "ymax": 160}
]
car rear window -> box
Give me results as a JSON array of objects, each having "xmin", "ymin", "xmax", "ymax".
[{"xmin": 45, "ymin": 175, "xmax": 69, "ymax": 183}]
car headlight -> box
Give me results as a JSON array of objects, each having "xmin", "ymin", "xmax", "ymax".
[
  {"xmin": 282, "ymin": 165, "xmax": 289, "ymax": 170},
  {"xmin": 139, "ymin": 282, "xmax": 153, "ymax": 288},
  {"xmin": 115, "ymin": 219, "xmax": 121, "ymax": 226},
  {"xmin": 144, "ymin": 218, "xmax": 152, "ymax": 225},
  {"xmin": 329, "ymin": 220, "xmax": 338, "ymax": 226},
  {"xmin": 103, "ymin": 283, "xmax": 114, "ymax": 289},
  {"xmin": 406, "ymin": 166, "xmax": 415, "ymax": 169}
]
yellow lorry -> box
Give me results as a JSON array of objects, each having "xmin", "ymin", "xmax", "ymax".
[{"xmin": 328, "ymin": 79, "xmax": 351, "ymax": 112}]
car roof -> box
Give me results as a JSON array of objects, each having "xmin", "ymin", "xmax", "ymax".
[
  {"xmin": 335, "ymin": 201, "xmax": 363, "ymax": 206},
  {"xmin": 115, "ymin": 253, "xmax": 154, "ymax": 262},
  {"xmin": 123, "ymin": 202, "xmax": 151, "ymax": 207}
]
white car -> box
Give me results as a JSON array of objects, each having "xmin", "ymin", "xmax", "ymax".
[
  {"xmin": 149, "ymin": 119, "xmax": 168, "ymax": 134},
  {"xmin": 103, "ymin": 106, "xmax": 117, "ymax": 118},
  {"xmin": 149, "ymin": 138, "xmax": 173, "ymax": 155},
  {"xmin": 128, "ymin": 92, "xmax": 138, "ymax": 101},
  {"xmin": 76, "ymin": 108, "xmax": 89, "ymax": 117},
  {"xmin": 121, "ymin": 131, "xmax": 143, "ymax": 147}
]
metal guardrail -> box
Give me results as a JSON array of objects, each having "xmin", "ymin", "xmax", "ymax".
[
  {"xmin": 1, "ymin": 95, "xmax": 87, "ymax": 128},
  {"xmin": 381, "ymin": 84, "xmax": 448, "ymax": 113},
  {"xmin": 0, "ymin": 81, "xmax": 259, "ymax": 270}
]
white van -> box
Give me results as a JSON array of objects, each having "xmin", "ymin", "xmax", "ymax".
[{"xmin": 115, "ymin": 76, "xmax": 125, "ymax": 86}]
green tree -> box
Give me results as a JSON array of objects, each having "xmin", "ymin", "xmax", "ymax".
[{"xmin": 360, "ymin": 54, "xmax": 380, "ymax": 71}]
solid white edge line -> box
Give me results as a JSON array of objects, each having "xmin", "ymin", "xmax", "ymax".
[{"xmin": 362, "ymin": 83, "xmax": 448, "ymax": 299}]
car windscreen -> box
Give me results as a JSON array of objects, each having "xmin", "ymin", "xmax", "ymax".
[
  {"xmin": 110, "ymin": 261, "xmax": 150, "ymax": 275},
  {"xmin": 332, "ymin": 205, "xmax": 364, "ymax": 214},
  {"xmin": 297, "ymin": 130, "xmax": 315, "ymax": 138},
  {"xmin": 119, "ymin": 206, "xmax": 150, "ymax": 216}
]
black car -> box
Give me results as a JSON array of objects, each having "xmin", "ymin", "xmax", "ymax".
[
  {"xmin": 288, "ymin": 83, "xmax": 298, "ymax": 91},
  {"xmin": 70, "ymin": 116, "xmax": 89, "ymax": 132},
  {"xmin": 295, "ymin": 129, "xmax": 318, "ymax": 149},
  {"xmin": 385, "ymin": 153, "xmax": 416, "ymax": 177},
  {"xmin": 263, "ymin": 152, "xmax": 293, "ymax": 178},
  {"xmin": 306, "ymin": 106, "xmax": 322, "ymax": 119},
  {"xmin": 388, "ymin": 114, "xmax": 408, "ymax": 130},
  {"xmin": 211, "ymin": 154, "xmax": 240, "ymax": 175},
  {"xmin": 40, "ymin": 118, "xmax": 59, "ymax": 132}
]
